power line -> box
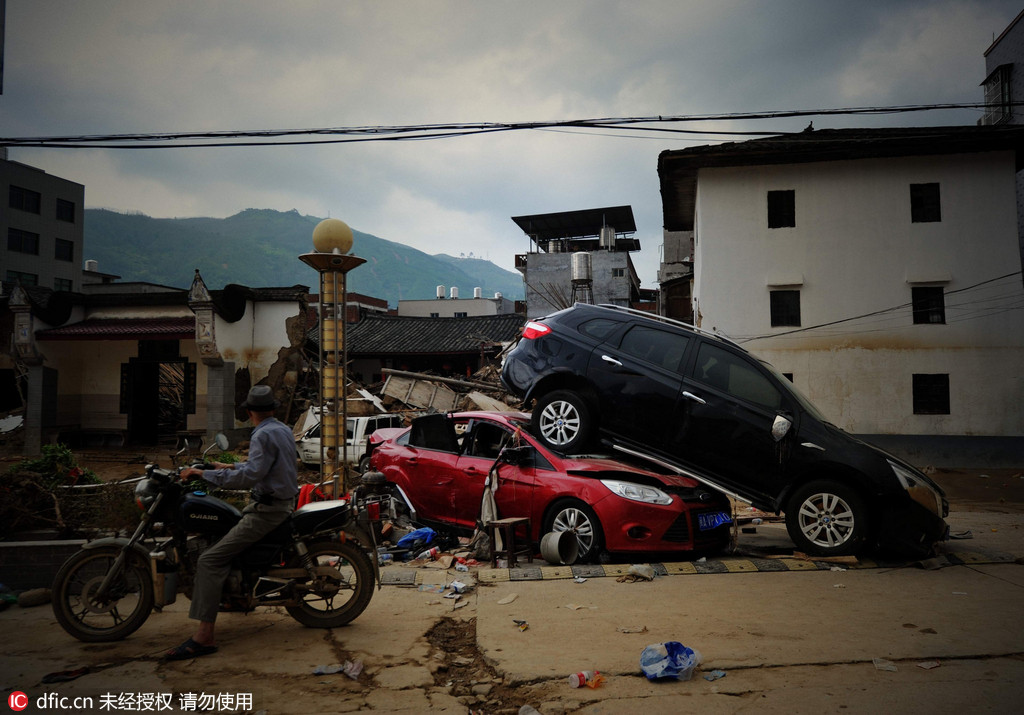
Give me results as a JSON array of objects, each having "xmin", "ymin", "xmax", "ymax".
[
  {"xmin": 0, "ymin": 101, "xmax": 1011, "ymax": 149},
  {"xmin": 737, "ymin": 271, "xmax": 1024, "ymax": 343}
]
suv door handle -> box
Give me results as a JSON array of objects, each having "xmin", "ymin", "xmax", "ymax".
[
  {"xmin": 601, "ymin": 355, "xmax": 623, "ymax": 367},
  {"xmin": 682, "ymin": 391, "xmax": 707, "ymax": 405}
]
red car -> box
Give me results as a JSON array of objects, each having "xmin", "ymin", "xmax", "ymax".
[{"xmin": 366, "ymin": 411, "xmax": 732, "ymax": 562}]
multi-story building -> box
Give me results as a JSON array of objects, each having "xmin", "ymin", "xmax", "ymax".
[
  {"xmin": 2, "ymin": 155, "xmax": 85, "ymax": 292},
  {"xmin": 658, "ymin": 126, "xmax": 1024, "ymax": 465},
  {"xmin": 398, "ymin": 286, "xmax": 514, "ymax": 317},
  {"xmin": 511, "ymin": 206, "xmax": 646, "ymax": 318}
]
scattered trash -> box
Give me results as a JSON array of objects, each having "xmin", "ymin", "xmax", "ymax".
[
  {"xmin": 573, "ymin": 576, "xmax": 588, "ymax": 584},
  {"xmin": 444, "ymin": 591, "xmax": 460, "ymax": 600},
  {"xmin": 397, "ymin": 527, "xmax": 437, "ymax": 552},
  {"xmin": 751, "ymin": 517, "xmax": 763, "ymax": 525},
  {"xmin": 378, "ymin": 553, "xmax": 393, "ymax": 565},
  {"xmin": 497, "ymin": 594, "xmax": 518, "ymax": 605},
  {"xmin": 640, "ymin": 642, "xmax": 702, "ymax": 681},
  {"xmin": 417, "ymin": 547, "xmax": 441, "ymax": 561},
  {"xmin": 456, "ymin": 563, "xmax": 469, "ymax": 572},
  {"xmin": 313, "ymin": 660, "xmax": 362, "ymax": 679},
  {"xmin": 450, "ymin": 580, "xmax": 469, "ymax": 594},
  {"xmin": 452, "ymin": 600, "xmax": 469, "ymax": 610},
  {"xmin": 949, "ymin": 530, "xmax": 973, "ymax": 540},
  {"xmin": 830, "ymin": 566, "xmax": 847, "ymax": 572},
  {"xmin": 418, "ymin": 584, "xmax": 446, "ymax": 594},
  {"xmin": 703, "ymin": 669, "xmax": 727, "ymax": 682},
  {"xmin": 630, "ymin": 564, "xmax": 656, "ymax": 580},
  {"xmin": 565, "ymin": 603, "xmax": 594, "ymax": 611},
  {"xmin": 952, "ymin": 591, "xmax": 968, "ymax": 596},
  {"xmin": 833, "ymin": 584, "xmax": 846, "ymax": 589},
  {"xmin": 568, "ymin": 670, "xmax": 604, "ymax": 688},
  {"xmin": 519, "ymin": 706, "xmax": 542, "ymax": 715},
  {"xmin": 696, "ymin": 557, "xmax": 707, "ymax": 563},
  {"xmin": 872, "ymin": 658, "xmax": 898, "ymax": 672},
  {"xmin": 616, "ymin": 625, "xmax": 648, "ymax": 634},
  {"xmin": 513, "ymin": 619, "xmax": 529, "ymax": 632},
  {"xmin": 917, "ymin": 661, "xmax": 941, "ymax": 670}
]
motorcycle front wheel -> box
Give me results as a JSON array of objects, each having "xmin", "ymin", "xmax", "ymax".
[
  {"xmin": 52, "ymin": 546, "xmax": 155, "ymax": 642},
  {"xmin": 285, "ymin": 540, "xmax": 374, "ymax": 628}
]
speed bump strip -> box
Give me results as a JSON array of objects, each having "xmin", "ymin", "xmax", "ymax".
[
  {"xmin": 723, "ymin": 559, "xmax": 760, "ymax": 573},
  {"xmin": 778, "ymin": 558, "xmax": 820, "ymax": 571},
  {"xmin": 540, "ymin": 566, "xmax": 575, "ymax": 580},
  {"xmin": 662, "ymin": 562, "xmax": 698, "ymax": 575}
]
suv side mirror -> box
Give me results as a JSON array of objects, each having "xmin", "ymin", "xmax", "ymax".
[{"xmin": 771, "ymin": 415, "xmax": 792, "ymax": 442}]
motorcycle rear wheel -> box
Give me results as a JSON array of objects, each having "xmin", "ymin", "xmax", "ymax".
[
  {"xmin": 285, "ymin": 540, "xmax": 374, "ymax": 628},
  {"xmin": 51, "ymin": 546, "xmax": 154, "ymax": 642}
]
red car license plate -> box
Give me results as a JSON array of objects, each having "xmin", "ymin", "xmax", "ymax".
[{"xmin": 697, "ymin": 511, "xmax": 731, "ymax": 531}]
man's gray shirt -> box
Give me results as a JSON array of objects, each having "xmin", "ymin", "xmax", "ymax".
[{"xmin": 201, "ymin": 417, "xmax": 299, "ymax": 501}]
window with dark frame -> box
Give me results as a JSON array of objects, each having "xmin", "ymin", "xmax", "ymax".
[
  {"xmin": 55, "ymin": 238, "xmax": 74, "ymax": 262},
  {"xmin": 912, "ymin": 286, "xmax": 945, "ymax": 324},
  {"xmin": 767, "ymin": 190, "xmax": 795, "ymax": 228},
  {"xmin": 56, "ymin": 198, "xmax": 76, "ymax": 223},
  {"xmin": 8, "ymin": 228, "xmax": 40, "ymax": 255},
  {"xmin": 770, "ymin": 289, "xmax": 801, "ymax": 327},
  {"xmin": 9, "ymin": 186, "xmax": 42, "ymax": 214},
  {"xmin": 54, "ymin": 278, "xmax": 73, "ymax": 292},
  {"xmin": 913, "ymin": 374, "xmax": 950, "ymax": 414},
  {"xmin": 5, "ymin": 270, "xmax": 39, "ymax": 287},
  {"xmin": 910, "ymin": 183, "xmax": 941, "ymax": 223}
]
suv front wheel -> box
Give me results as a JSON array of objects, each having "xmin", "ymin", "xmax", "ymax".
[{"xmin": 532, "ymin": 390, "xmax": 594, "ymax": 454}]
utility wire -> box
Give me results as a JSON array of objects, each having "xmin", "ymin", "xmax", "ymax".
[
  {"xmin": 737, "ymin": 271, "xmax": 1024, "ymax": 343},
  {"xmin": 1, "ymin": 101, "xmax": 1015, "ymax": 149}
]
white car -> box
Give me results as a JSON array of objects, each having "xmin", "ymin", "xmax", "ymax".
[{"xmin": 296, "ymin": 414, "xmax": 405, "ymax": 471}]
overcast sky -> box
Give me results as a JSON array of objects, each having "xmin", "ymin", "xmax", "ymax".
[{"xmin": 2, "ymin": 1, "xmax": 1020, "ymax": 289}]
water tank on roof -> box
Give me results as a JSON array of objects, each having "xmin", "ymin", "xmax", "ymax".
[
  {"xmin": 436, "ymin": 285, "xmax": 446, "ymax": 299},
  {"xmin": 495, "ymin": 292, "xmax": 503, "ymax": 300},
  {"xmin": 450, "ymin": 286, "xmax": 459, "ymax": 299},
  {"xmin": 474, "ymin": 287, "xmax": 482, "ymax": 299},
  {"xmin": 84, "ymin": 259, "xmax": 99, "ymax": 272},
  {"xmin": 599, "ymin": 226, "xmax": 616, "ymax": 250},
  {"xmin": 571, "ymin": 252, "xmax": 592, "ymax": 283}
]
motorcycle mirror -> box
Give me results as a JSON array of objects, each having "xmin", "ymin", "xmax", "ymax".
[{"xmin": 215, "ymin": 433, "xmax": 230, "ymax": 450}]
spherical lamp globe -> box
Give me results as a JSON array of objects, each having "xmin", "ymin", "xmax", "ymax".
[{"xmin": 312, "ymin": 218, "xmax": 354, "ymax": 254}]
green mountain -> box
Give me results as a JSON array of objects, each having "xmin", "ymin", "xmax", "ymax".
[{"xmin": 83, "ymin": 208, "xmax": 524, "ymax": 307}]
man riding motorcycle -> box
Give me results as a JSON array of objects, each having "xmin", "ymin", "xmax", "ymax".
[{"xmin": 165, "ymin": 385, "xmax": 298, "ymax": 661}]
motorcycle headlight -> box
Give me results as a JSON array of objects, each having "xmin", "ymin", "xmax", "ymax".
[
  {"xmin": 889, "ymin": 460, "xmax": 942, "ymax": 516},
  {"xmin": 134, "ymin": 478, "xmax": 160, "ymax": 509},
  {"xmin": 601, "ymin": 480, "xmax": 673, "ymax": 505}
]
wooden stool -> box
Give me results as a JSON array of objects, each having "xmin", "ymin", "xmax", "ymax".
[{"xmin": 486, "ymin": 517, "xmax": 533, "ymax": 568}]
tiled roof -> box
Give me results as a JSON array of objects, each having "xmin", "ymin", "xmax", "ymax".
[
  {"xmin": 315, "ymin": 313, "xmax": 525, "ymax": 355},
  {"xmin": 36, "ymin": 317, "xmax": 195, "ymax": 341}
]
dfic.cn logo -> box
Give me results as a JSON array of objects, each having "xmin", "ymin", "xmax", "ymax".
[{"xmin": 8, "ymin": 691, "xmax": 28, "ymax": 711}]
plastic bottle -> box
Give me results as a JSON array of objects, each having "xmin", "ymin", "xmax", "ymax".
[
  {"xmin": 417, "ymin": 547, "xmax": 439, "ymax": 560},
  {"xmin": 568, "ymin": 670, "xmax": 596, "ymax": 688},
  {"xmin": 378, "ymin": 553, "xmax": 393, "ymax": 565}
]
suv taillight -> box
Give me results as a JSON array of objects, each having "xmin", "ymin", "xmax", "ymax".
[{"xmin": 521, "ymin": 321, "xmax": 551, "ymax": 340}]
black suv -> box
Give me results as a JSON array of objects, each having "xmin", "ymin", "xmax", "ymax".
[{"xmin": 501, "ymin": 303, "xmax": 948, "ymax": 557}]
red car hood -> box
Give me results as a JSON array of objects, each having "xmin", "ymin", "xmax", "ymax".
[{"xmin": 557, "ymin": 455, "xmax": 700, "ymax": 489}]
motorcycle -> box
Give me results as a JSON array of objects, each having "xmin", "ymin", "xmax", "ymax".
[{"xmin": 52, "ymin": 435, "xmax": 382, "ymax": 643}]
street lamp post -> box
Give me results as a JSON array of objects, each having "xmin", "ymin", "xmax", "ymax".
[{"xmin": 299, "ymin": 218, "xmax": 365, "ymax": 496}]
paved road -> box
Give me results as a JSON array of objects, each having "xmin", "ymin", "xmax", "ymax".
[{"xmin": 1, "ymin": 511, "xmax": 1021, "ymax": 714}]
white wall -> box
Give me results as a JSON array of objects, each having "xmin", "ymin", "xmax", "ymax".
[{"xmin": 693, "ymin": 150, "xmax": 1024, "ymax": 436}]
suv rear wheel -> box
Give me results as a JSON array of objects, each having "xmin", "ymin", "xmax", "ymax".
[
  {"xmin": 785, "ymin": 479, "xmax": 868, "ymax": 556},
  {"xmin": 532, "ymin": 390, "xmax": 594, "ymax": 454}
]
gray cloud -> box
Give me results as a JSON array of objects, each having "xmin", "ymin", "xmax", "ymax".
[{"xmin": 3, "ymin": 0, "xmax": 1019, "ymax": 286}]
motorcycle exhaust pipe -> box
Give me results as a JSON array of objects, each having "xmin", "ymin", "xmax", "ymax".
[{"xmin": 253, "ymin": 576, "xmax": 294, "ymax": 601}]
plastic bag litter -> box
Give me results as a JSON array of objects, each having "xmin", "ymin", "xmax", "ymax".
[
  {"xmin": 640, "ymin": 642, "xmax": 702, "ymax": 681},
  {"xmin": 397, "ymin": 527, "xmax": 436, "ymax": 551}
]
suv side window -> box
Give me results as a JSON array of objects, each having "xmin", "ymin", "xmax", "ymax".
[
  {"xmin": 619, "ymin": 325, "xmax": 690, "ymax": 373},
  {"xmin": 577, "ymin": 318, "xmax": 622, "ymax": 341},
  {"xmin": 693, "ymin": 342, "xmax": 783, "ymax": 410}
]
